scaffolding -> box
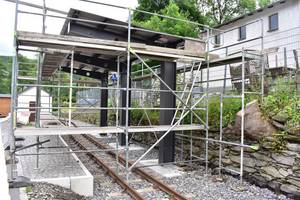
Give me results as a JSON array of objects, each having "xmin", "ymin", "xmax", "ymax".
[{"xmin": 8, "ymin": 0, "xmax": 269, "ymax": 185}]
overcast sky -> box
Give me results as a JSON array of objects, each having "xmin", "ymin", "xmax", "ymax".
[{"xmin": 0, "ymin": 0, "xmax": 138, "ymax": 57}]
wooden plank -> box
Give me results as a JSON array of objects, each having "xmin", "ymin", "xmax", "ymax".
[{"xmin": 17, "ymin": 31, "xmax": 208, "ymax": 59}]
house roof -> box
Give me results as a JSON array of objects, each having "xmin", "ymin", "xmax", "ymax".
[
  {"xmin": 18, "ymin": 87, "xmax": 50, "ymax": 95},
  {"xmin": 0, "ymin": 94, "xmax": 11, "ymax": 98},
  {"xmin": 214, "ymin": 0, "xmax": 290, "ymax": 29}
]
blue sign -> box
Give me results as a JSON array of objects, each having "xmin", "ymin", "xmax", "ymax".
[{"xmin": 111, "ymin": 74, "xmax": 118, "ymax": 82}]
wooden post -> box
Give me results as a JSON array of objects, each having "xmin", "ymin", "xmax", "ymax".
[{"xmin": 294, "ymin": 50, "xmax": 300, "ymax": 90}]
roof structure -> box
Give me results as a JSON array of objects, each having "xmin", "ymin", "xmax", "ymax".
[
  {"xmin": 33, "ymin": 8, "xmax": 206, "ymax": 79},
  {"xmin": 214, "ymin": 0, "xmax": 289, "ymax": 29},
  {"xmin": 0, "ymin": 94, "xmax": 11, "ymax": 98}
]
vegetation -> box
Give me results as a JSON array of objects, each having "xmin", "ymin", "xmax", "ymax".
[
  {"xmin": 134, "ymin": 0, "xmax": 207, "ymax": 25},
  {"xmin": 134, "ymin": 1, "xmax": 200, "ymax": 37},
  {"xmin": 0, "ymin": 55, "xmax": 37, "ymax": 94},
  {"xmin": 134, "ymin": 0, "xmax": 279, "ymax": 29},
  {"xmin": 261, "ymin": 78, "xmax": 300, "ymax": 133}
]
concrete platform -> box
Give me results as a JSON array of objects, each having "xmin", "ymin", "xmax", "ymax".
[
  {"xmin": 108, "ymin": 142, "xmax": 145, "ymax": 151},
  {"xmin": 16, "ymin": 135, "xmax": 93, "ymax": 196},
  {"xmin": 140, "ymin": 159, "xmax": 184, "ymax": 178}
]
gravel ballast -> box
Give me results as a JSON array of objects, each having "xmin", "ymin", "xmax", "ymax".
[{"xmin": 26, "ymin": 136, "xmax": 291, "ymax": 200}]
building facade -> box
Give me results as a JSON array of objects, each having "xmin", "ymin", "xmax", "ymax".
[{"xmin": 206, "ymin": 0, "xmax": 300, "ymax": 89}]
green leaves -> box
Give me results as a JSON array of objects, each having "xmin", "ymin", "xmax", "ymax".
[
  {"xmin": 134, "ymin": 1, "xmax": 199, "ymax": 37},
  {"xmin": 261, "ymin": 77, "xmax": 299, "ymax": 132}
]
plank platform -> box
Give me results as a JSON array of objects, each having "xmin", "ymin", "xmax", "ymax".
[
  {"xmin": 14, "ymin": 125, "xmax": 204, "ymax": 136},
  {"xmin": 17, "ymin": 31, "xmax": 207, "ymax": 61}
]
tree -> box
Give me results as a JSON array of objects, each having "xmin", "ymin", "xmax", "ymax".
[
  {"xmin": 134, "ymin": 0, "xmax": 207, "ymax": 26},
  {"xmin": 258, "ymin": 0, "xmax": 273, "ymax": 8},
  {"xmin": 0, "ymin": 57, "xmax": 12, "ymax": 94},
  {"xmin": 199, "ymin": 0, "xmax": 257, "ymax": 25},
  {"xmin": 0, "ymin": 55, "xmax": 37, "ymax": 94},
  {"xmin": 134, "ymin": 1, "xmax": 199, "ymax": 37}
]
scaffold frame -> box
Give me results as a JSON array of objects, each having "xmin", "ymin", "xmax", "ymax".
[{"xmin": 8, "ymin": 0, "xmax": 268, "ymax": 184}]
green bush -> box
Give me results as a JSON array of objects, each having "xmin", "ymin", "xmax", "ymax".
[{"xmin": 261, "ymin": 78, "xmax": 299, "ymax": 131}]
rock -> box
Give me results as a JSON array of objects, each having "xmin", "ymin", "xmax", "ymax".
[
  {"xmin": 287, "ymin": 124, "xmax": 300, "ymax": 135},
  {"xmin": 259, "ymin": 172, "xmax": 274, "ymax": 181},
  {"xmin": 286, "ymin": 135, "xmax": 300, "ymax": 143},
  {"xmin": 231, "ymin": 100, "xmax": 277, "ymax": 140},
  {"xmin": 287, "ymin": 143, "xmax": 300, "ymax": 152},
  {"xmin": 244, "ymin": 166, "xmax": 256, "ymax": 173},
  {"xmin": 252, "ymin": 152, "xmax": 272, "ymax": 162},
  {"xmin": 231, "ymin": 146, "xmax": 256, "ymax": 153},
  {"xmin": 280, "ymin": 184, "xmax": 300, "ymax": 197},
  {"xmin": 268, "ymin": 180, "xmax": 281, "ymax": 192},
  {"xmin": 282, "ymin": 150, "xmax": 299, "ymax": 157},
  {"xmin": 261, "ymin": 166, "xmax": 284, "ymax": 178},
  {"xmin": 272, "ymin": 120, "xmax": 286, "ymax": 130},
  {"xmin": 287, "ymin": 178, "xmax": 300, "ymax": 188},
  {"xmin": 272, "ymin": 111, "xmax": 289, "ymax": 123},
  {"xmin": 250, "ymin": 173, "xmax": 268, "ymax": 187},
  {"xmin": 271, "ymin": 154, "xmax": 295, "ymax": 166},
  {"xmin": 253, "ymin": 159, "xmax": 268, "ymax": 167},
  {"xmin": 278, "ymin": 168, "xmax": 292, "ymax": 177},
  {"xmin": 229, "ymin": 155, "xmax": 255, "ymax": 167},
  {"xmin": 222, "ymin": 158, "xmax": 232, "ymax": 165}
]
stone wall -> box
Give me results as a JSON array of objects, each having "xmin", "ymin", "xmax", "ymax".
[
  {"xmin": 133, "ymin": 131, "xmax": 300, "ymax": 199},
  {"xmin": 204, "ymin": 132, "xmax": 300, "ymax": 199}
]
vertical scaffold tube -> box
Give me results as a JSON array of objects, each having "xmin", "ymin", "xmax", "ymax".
[
  {"xmin": 68, "ymin": 50, "xmax": 74, "ymax": 127},
  {"xmin": 10, "ymin": 0, "xmax": 20, "ymax": 179},
  {"xmin": 240, "ymin": 49, "xmax": 245, "ymax": 182},
  {"xmin": 125, "ymin": 8, "xmax": 132, "ymax": 181},
  {"xmin": 205, "ymin": 28, "xmax": 210, "ymax": 174}
]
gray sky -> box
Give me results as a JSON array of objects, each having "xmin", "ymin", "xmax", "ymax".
[{"xmin": 0, "ymin": 0, "xmax": 138, "ymax": 56}]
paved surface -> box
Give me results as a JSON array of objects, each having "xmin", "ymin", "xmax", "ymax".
[
  {"xmin": 17, "ymin": 135, "xmax": 85, "ymax": 179},
  {"xmin": 140, "ymin": 159, "xmax": 184, "ymax": 178}
]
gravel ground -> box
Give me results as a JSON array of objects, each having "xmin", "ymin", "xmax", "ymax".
[
  {"xmin": 26, "ymin": 136, "xmax": 291, "ymax": 200},
  {"xmin": 27, "ymin": 182, "xmax": 84, "ymax": 200},
  {"xmin": 161, "ymin": 166, "xmax": 290, "ymax": 200}
]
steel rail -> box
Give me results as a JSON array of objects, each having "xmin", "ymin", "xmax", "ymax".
[
  {"xmin": 83, "ymin": 134, "xmax": 189, "ymax": 200},
  {"xmin": 69, "ymin": 135, "xmax": 145, "ymax": 200}
]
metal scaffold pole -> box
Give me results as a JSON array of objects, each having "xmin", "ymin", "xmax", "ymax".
[
  {"xmin": 240, "ymin": 48, "xmax": 245, "ymax": 182},
  {"xmin": 205, "ymin": 28, "xmax": 210, "ymax": 174},
  {"xmin": 116, "ymin": 55, "xmax": 120, "ymax": 175},
  {"xmin": 125, "ymin": 8, "xmax": 132, "ymax": 181},
  {"xmin": 35, "ymin": 0, "xmax": 47, "ymax": 168},
  {"xmin": 9, "ymin": 0, "xmax": 19, "ymax": 180},
  {"xmin": 68, "ymin": 50, "xmax": 74, "ymax": 127},
  {"xmin": 35, "ymin": 51, "xmax": 42, "ymax": 169},
  {"xmin": 57, "ymin": 67, "xmax": 61, "ymax": 119}
]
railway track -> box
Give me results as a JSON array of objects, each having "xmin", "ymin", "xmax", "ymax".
[
  {"xmin": 82, "ymin": 134, "xmax": 189, "ymax": 200},
  {"xmin": 60, "ymin": 120, "xmax": 189, "ymax": 199}
]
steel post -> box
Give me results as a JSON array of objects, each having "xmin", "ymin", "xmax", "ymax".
[{"xmin": 159, "ymin": 61, "xmax": 176, "ymax": 163}]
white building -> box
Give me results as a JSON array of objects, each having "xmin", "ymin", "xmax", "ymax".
[
  {"xmin": 17, "ymin": 87, "xmax": 52, "ymax": 113},
  {"xmin": 206, "ymin": 0, "xmax": 300, "ymax": 89}
]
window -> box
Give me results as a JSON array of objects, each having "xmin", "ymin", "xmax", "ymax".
[
  {"xmin": 239, "ymin": 26, "xmax": 246, "ymax": 41},
  {"xmin": 269, "ymin": 13, "xmax": 278, "ymax": 31},
  {"xmin": 214, "ymin": 34, "xmax": 221, "ymax": 47}
]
